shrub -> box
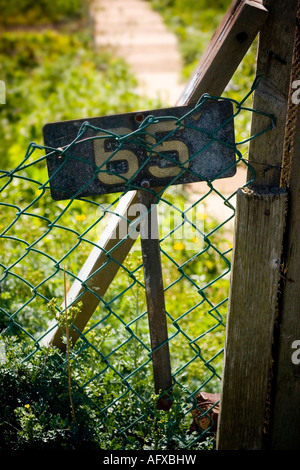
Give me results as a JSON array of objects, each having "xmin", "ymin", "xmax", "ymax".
[{"xmin": 0, "ymin": 338, "xmax": 216, "ymax": 450}]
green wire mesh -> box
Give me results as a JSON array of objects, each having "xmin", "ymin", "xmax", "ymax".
[{"xmin": 0, "ymin": 84, "xmax": 274, "ymax": 448}]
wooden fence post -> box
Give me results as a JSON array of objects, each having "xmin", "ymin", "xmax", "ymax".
[
  {"xmin": 217, "ymin": 0, "xmax": 299, "ymax": 450},
  {"xmin": 216, "ymin": 187, "xmax": 287, "ymax": 449},
  {"xmin": 246, "ymin": 0, "xmax": 298, "ymax": 187},
  {"xmin": 270, "ymin": 1, "xmax": 300, "ymax": 449}
]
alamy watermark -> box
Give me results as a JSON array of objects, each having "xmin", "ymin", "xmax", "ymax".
[
  {"xmin": 0, "ymin": 80, "xmax": 5, "ymax": 104},
  {"xmin": 289, "ymin": 82, "xmax": 300, "ymax": 363},
  {"xmin": 291, "ymin": 340, "xmax": 300, "ymax": 365},
  {"xmin": 96, "ymin": 202, "xmax": 206, "ymax": 250},
  {"xmin": 291, "ymin": 80, "xmax": 300, "ymax": 104}
]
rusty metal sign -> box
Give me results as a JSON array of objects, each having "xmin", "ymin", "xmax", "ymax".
[{"xmin": 43, "ymin": 100, "xmax": 236, "ymax": 201}]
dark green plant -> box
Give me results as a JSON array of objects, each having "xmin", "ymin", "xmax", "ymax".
[
  {"xmin": 0, "ymin": 341, "xmax": 100, "ymax": 450},
  {"xmin": 0, "ymin": 337, "xmax": 216, "ymax": 450}
]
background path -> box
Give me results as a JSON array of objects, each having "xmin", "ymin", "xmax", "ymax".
[{"xmin": 90, "ymin": 0, "xmax": 185, "ymax": 106}]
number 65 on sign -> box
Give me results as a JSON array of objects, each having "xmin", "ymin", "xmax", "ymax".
[{"xmin": 43, "ymin": 100, "xmax": 236, "ymax": 201}]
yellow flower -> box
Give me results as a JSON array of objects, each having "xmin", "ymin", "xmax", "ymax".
[
  {"xmin": 173, "ymin": 242, "xmax": 185, "ymax": 251},
  {"xmin": 24, "ymin": 404, "xmax": 30, "ymax": 409},
  {"xmin": 75, "ymin": 214, "xmax": 86, "ymax": 222}
]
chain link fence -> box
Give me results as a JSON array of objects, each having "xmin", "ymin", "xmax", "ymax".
[{"xmin": 0, "ymin": 86, "xmax": 273, "ymax": 449}]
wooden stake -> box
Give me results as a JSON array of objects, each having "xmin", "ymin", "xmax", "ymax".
[
  {"xmin": 137, "ymin": 187, "xmax": 172, "ymax": 410},
  {"xmin": 44, "ymin": 191, "xmax": 139, "ymax": 349}
]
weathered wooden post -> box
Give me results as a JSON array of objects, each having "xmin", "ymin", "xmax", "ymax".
[
  {"xmin": 138, "ymin": 187, "xmax": 172, "ymax": 410},
  {"xmin": 270, "ymin": 1, "xmax": 300, "ymax": 449},
  {"xmin": 216, "ymin": 187, "xmax": 287, "ymax": 449},
  {"xmin": 217, "ymin": 0, "xmax": 299, "ymax": 450}
]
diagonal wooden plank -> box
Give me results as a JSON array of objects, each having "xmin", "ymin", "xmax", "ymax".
[
  {"xmin": 46, "ymin": 0, "xmax": 268, "ymax": 349},
  {"xmin": 177, "ymin": 0, "xmax": 268, "ymax": 106},
  {"xmin": 44, "ymin": 190, "xmax": 139, "ymax": 349}
]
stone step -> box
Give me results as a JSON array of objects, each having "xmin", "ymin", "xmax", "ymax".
[
  {"xmin": 95, "ymin": 28, "xmax": 178, "ymax": 45},
  {"xmin": 91, "ymin": 0, "xmax": 185, "ymax": 104}
]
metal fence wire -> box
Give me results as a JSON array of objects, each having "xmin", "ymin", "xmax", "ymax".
[{"xmin": 0, "ymin": 86, "xmax": 273, "ymax": 449}]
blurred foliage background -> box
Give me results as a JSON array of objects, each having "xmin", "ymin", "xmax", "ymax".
[{"xmin": 0, "ymin": 0, "xmax": 85, "ymax": 25}]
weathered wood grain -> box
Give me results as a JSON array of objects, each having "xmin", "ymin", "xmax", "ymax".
[
  {"xmin": 217, "ymin": 187, "xmax": 287, "ymax": 449},
  {"xmin": 177, "ymin": 0, "xmax": 268, "ymax": 106},
  {"xmin": 270, "ymin": 1, "xmax": 300, "ymax": 448},
  {"xmin": 45, "ymin": 190, "xmax": 139, "ymax": 349},
  {"xmin": 247, "ymin": 0, "xmax": 299, "ymax": 187},
  {"xmin": 138, "ymin": 189, "xmax": 172, "ymax": 410},
  {"xmin": 217, "ymin": 0, "xmax": 299, "ymax": 450}
]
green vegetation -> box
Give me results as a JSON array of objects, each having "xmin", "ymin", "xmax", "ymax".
[
  {"xmin": 0, "ymin": 339, "xmax": 217, "ymax": 450},
  {"xmin": 146, "ymin": 0, "xmax": 232, "ymax": 78},
  {"xmin": 146, "ymin": 0, "xmax": 258, "ymax": 142},
  {"xmin": 0, "ymin": 0, "xmax": 85, "ymax": 25},
  {"xmin": 0, "ymin": 0, "xmax": 249, "ymax": 450},
  {"xmin": 0, "ymin": 30, "xmax": 159, "ymax": 171},
  {"xmin": 0, "ymin": 174, "xmax": 231, "ymax": 448}
]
